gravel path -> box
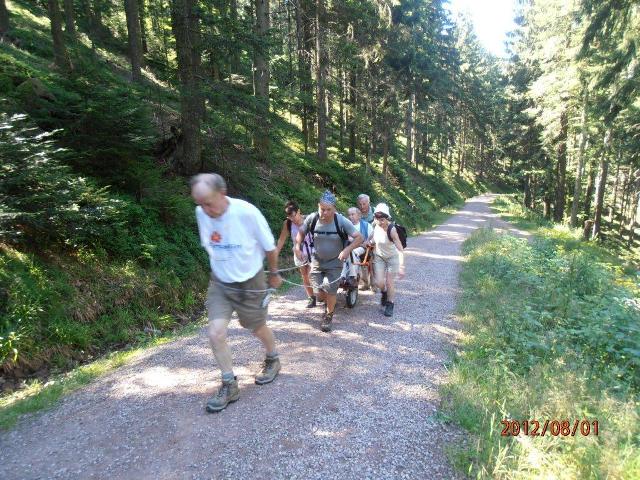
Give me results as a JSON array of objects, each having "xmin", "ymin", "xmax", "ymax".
[{"xmin": 1, "ymin": 194, "xmax": 519, "ymax": 480}]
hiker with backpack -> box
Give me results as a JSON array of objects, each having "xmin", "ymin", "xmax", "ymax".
[
  {"xmin": 295, "ymin": 191, "xmax": 364, "ymax": 332},
  {"xmin": 371, "ymin": 203, "xmax": 406, "ymax": 317},
  {"xmin": 275, "ymin": 201, "xmax": 316, "ymax": 308},
  {"xmin": 191, "ymin": 173, "xmax": 282, "ymax": 413}
]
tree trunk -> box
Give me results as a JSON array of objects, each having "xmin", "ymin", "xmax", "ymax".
[
  {"xmin": 139, "ymin": 0, "xmax": 148, "ymax": 53},
  {"xmin": 584, "ymin": 160, "xmax": 596, "ymax": 217},
  {"xmin": 619, "ymin": 171, "xmax": 631, "ymax": 235},
  {"xmin": 86, "ymin": 0, "xmax": 108, "ymax": 41},
  {"xmin": 48, "ymin": 0, "xmax": 72, "ymax": 71},
  {"xmin": 382, "ymin": 125, "xmax": 389, "ymax": 179},
  {"xmin": 405, "ymin": 91, "xmax": 415, "ymax": 165},
  {"xmin": 628, "ymin": 183, "xmax": 639, "ymax": 248},
  {"xmin": 315, "ymin": 0, "xmax": 327, "ymax": 162},
  {"xmin": 348, "ymin": 70, "xmax": 357, "ymax": 162},
  {"xmin": 554, "ymin": 109, "xmax": 568, "ymax": 222},
  {"xmin": 609, "ymin": 160, "xmax": 621, "ymax": 222},
  {"xmin": 170, "ymin": 0, "xmax": 203, "ymax": 175},
  {"xmin": 63, "ymin": 0, "xmax": 76, "ymax": 38},
  {"xmin": 592, "ymin": 129, "xmax": 611, "ymax": 240},
  {"xmin": 253, "ymin": 0, "xmax": 270, "ymax": 159},
  {"xmin": 294, "ymin": 0, "xmax": 307, "ymax": 153},
  {"xmin": 524, "ymin": 173, "xmax": 532, "ymax": 209},
  {"xmin": 124, "ymin": 0, "xmax": 143, "ymax": 82},
  {"xmin": 295, "ymin": 0, "xmax": 312, "ymax": 154},
  {"xmin": 339, "ymin": 68, "xmax": 345, "ymax": 152},
  {"xmin": 0, "ymin": 0, "xmax": 9, "ymax": 38},
  {"xmin": 229, "ymin": 0, "xmax": 239, "ymax": 71},
  {"xmin": 570, "ymin": 87, "xmax": 588, "ymax": 227}
]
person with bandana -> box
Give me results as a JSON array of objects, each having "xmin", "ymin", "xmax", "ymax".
[{"xmin": 295, "ymin": 191, "xmax": 364, "ymax": 332}]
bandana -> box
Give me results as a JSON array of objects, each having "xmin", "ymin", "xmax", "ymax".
[{"xmin": 320, "ymin": 190, "xmax": 336, "ymax": 206}]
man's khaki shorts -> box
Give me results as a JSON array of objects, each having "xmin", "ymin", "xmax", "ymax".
[
  {"xmin": 310, "ymin": 261, "xmax": 343, "ymax": 295},
  {"xmin": 206, "ymin": 270, "xmax": 268, "ymax": 331}
]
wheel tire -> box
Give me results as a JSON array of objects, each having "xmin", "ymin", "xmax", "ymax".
[{"xmin": 345, "ymin": 287, "xmax": 358, "ymax": 308}]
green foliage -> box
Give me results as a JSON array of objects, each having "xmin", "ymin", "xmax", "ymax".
[
  {"xmin": 0, "ymin": 112, "xmax": 130, "ymax": 252},
  {"xmin": 445, "ymin": 227, "xmax": 640, "ymax": 478}
]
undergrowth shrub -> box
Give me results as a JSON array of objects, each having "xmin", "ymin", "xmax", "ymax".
[{"xmin": 445, "ymin": 228, "xmax": 640, "ymax": 479}]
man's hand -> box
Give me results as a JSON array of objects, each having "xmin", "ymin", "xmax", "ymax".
[
  {"xmin": 268, "ymin": 272, "xmax": 282, "ymax": 288},
  {"xmin": 294, "ymin": 245, "xmax": 303, "ymax": 261},
  {"xmin": 338, "ymin": 248, "xmax": 350, "ymax": 262}
]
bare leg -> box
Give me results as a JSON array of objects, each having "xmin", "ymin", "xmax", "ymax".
[
  {"xmin": 316, "ymin": 290, "xmax": 327, "ymax": 302},
  {"xmin": 208, "ymin": 318, "xmax": 233, "ymax": 376},
  {"xmin": 252, "ymin": 324, "xmax": 277, "ymax": 356},
  {"xmin": 375, "ymin": 261, "xmax": 386, "ymax": 291},
  {"xmin": 300, "ymin": 264, "xmax": 314, "ymax": 297},
  {"xmin": 326, "ymin": 294, "xmax": 337, "ymax": 314},
  {"xmin": 386, "ymin": 270, "xmax": 396, "ymax": 302}
]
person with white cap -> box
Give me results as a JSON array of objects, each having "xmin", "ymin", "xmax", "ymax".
[
  {"xmin": 295, "ymin": 190, "xmax": 363, "ymax": 332},
  {"xmin": 371, "ymin": 202, "xmax": 405, "ymax": 316}
]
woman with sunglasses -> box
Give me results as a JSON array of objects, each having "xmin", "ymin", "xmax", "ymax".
[
  {"xmin": 275, "ymin": 200, "xmax": 316, "ymax": 307},
  {"xmin": 371, "ymin": 203, "xmax": 405, "ymax": 317}
]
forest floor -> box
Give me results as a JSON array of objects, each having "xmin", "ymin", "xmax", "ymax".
[{"xmin": 0, "ymin": 194, "xmax": 525, "ymax": 479}]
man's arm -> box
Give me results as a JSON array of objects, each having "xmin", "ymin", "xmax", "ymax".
[
  {"xmin": 265, "ymin": 249, "xmax": 282, "ymax": 288},
  {"xmin": 338, "ymin": 231, "xmax": 363, "ymax": 261}
]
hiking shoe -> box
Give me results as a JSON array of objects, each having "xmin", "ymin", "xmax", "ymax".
[
  {"xmin": 384, "ymin": 301, "xmax": 394, "ymax": 317},
  {"xmin": 306, "ymin": 296, "xmax": 317, "ymax": 308},
  {"xmin": 320, "ymin": 311, "xmax": 334, "ymax": 332},
  {"xmin": 206, "ymin": 377, "xmax": 240, "ymax": 413},
  {"xmin": 255, "ymin": 357, "xmax": 281, "ymax": 385},
  {"xmin": 381, "ymin": 290, "xmax": 388, "ymax": 306}
]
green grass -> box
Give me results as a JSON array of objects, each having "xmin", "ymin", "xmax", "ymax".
[{"xmin": 443, "ymin": 217, "xmax": 640, "ymax": 478}]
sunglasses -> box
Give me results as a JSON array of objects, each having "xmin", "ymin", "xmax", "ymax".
[{"xmin": 374, "ymin": 213, "xmax": 389, "ymax": 219}]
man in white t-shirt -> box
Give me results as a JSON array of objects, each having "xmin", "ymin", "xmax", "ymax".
[{"xmin": 191, "ymin": 173, "xmax": 282, "ymax": 413}]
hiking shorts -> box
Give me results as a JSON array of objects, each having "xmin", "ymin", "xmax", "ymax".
[
  {"xmin": 206, "ymin": 270, "xmax": 268, "ymax": 331},
  {"xmin": 293, "ymin": 249, "xmax": 311, "ymax": 268},
  {"xmin": 373, "ymin": 253, "xmax": 400, "ymax": 279},
  {"xmin": 310, "ymin": 262, "xmax": 342, "ymax": 295}
]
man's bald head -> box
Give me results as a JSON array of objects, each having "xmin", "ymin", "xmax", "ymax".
[
  {"xmin": 190, "ymin": 173, "xmax": 226, "ymax": 199},
  {"xmin": 190, "ymin": 173, "xmax": 228, "ymax": 218}
]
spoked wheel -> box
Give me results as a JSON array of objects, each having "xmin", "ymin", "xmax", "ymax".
[{"xmin": 345, "ymin": 285, "xmax": 358, "ymax": 308}]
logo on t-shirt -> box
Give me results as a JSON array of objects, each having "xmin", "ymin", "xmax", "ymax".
[{"xmin": 211, "ymin": 231, "xmax": 222, "ymax": 243}]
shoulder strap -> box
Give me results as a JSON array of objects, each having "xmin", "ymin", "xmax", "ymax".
[
  {"xmin": 334, "ymin": 214, "xmax": 348, "ymax": 245},
  {"xmin": 387, "ymin": 223, "xmax": 395, "ymax": 242},
  {"xmin": 309, "ymin": 212, "xmax": 320, "ymax": 235}
]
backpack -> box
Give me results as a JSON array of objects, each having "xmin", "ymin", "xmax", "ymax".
[
  {"xmin": 309, "ymin": 212, "xmax": 348, "ymax": 248},
  {"xmin": 387, "ymin": 222, "xmax": 407, "ymax": 248}
]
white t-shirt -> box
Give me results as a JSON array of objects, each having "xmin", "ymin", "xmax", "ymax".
[{"xmin": 195, "ymin": 197, "xmax": 276, "ymax": 283}]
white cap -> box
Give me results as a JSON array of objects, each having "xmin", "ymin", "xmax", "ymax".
[{"xmin": 374, "ymin": 203, "xmax": 390, "ymax": 217}]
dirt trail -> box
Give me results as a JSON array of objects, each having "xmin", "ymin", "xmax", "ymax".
[{"xmin": 1, "ymin": 194, "xmax": 524, "ymax": 479}]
